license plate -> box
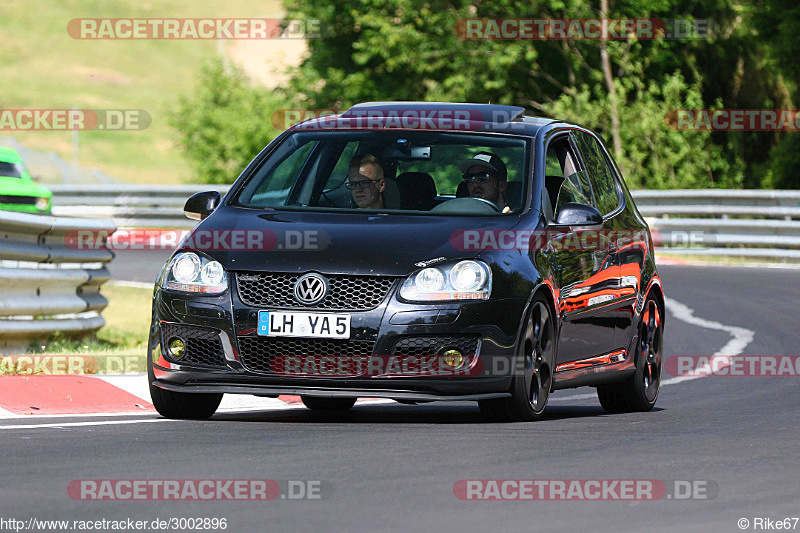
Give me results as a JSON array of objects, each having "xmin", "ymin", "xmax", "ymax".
[{"xmin": 257, "ymin": 311, "xmax": 351, "ymax": 339}]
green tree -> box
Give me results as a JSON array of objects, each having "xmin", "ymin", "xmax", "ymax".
[
  {"xmin": 752, "ymin": 0, "xmax": 800, "ymax": 188},
  {"xmin": 170, "ymin": 58, "xmax": 283, "ymax": 184},
  {"xmin": 281, "ymin": 0, "xmax": 795, "ymax": 189},
  {"xmin": 549, "ymin": 70, "xmax": 743, "ymax": 188}
]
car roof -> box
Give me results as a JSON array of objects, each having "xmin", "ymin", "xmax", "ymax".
[
  {"xmin": 292, "ymin": 101, "xmax": 559, "ymax": 136},
  {"xmin": 0, "ymin": 146, "xmax": 23, "ymax": 163}
]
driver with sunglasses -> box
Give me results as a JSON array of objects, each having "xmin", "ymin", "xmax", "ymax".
[{"xmin": 457, "ymin": 151, "xmax": 510, "ymax": 212}]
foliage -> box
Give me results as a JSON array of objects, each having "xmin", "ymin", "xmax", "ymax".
[
  {"xmin": 274, "ymin": 0, "xmax": 797, "ymax": 189},
  {"xmin": 0, "ymin": 0, "xmax": 274, "ymax": 185},
  {"xmin": 549, "ymin": 70, "xmax": 743, "ymax": 189},
  {"xmin": 751, "ymin": 0, "xmax": 800, "ymax": 188},
  {"xmin": 170, "ymin": 58, "xmax": 283, "ymax": 184}
]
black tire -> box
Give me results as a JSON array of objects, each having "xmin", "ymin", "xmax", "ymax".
[
  {"xmin": 301, "ymin": 396, "xmax": 357, "ymax": 411},
  {"xmin": 149, "ymin": 383, "xmax": 223, "ymax": 420},
  {"xmin": 597, "ymin": 296, "xmax": 663, "ymax": 413},
  {"xmin": 596, "ymin": 382, "xmax": 631, "ymax": 413},
  {"xmin": 479, "ymin": 295, "xmax": 555, "ymax": 422}
]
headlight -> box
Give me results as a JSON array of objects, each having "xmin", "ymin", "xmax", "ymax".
[
  {"xmin": 172, "ymin": 253, "xmax": 200, "ymax": 283},
  {"xmin": 35, "ymin": 197, "xmax": 49, "ymax": 211},
  {"xmin": 450, "ymin": 261, "xmax": 487, "ymax": 292},
  {"xmin": 416, "ymin": 268, "xmax": 444, "ymax": 292},
  {"xmin": 164, "ymin": 252, "xmax": 227, "ymax": 294},
  {"xmin": 400, "ymin": 260, "xmax": 491, "ymax": 301}
]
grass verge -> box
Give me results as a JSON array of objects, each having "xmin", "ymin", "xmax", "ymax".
[
  {"xmin": 0, "ymin": 0, "xmax": 284, "ymax": 184},
  {"xmin": 1, "ymin": 284, "xmax": 152, "ymax": 375}
]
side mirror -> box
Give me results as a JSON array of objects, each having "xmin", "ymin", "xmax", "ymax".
[
  {"xmin": 553, "ymin": 202, "xmax": 603, "ymax": 227},
  {"xmin": 184, "ymin": 191, "xmax": 221, "ymax": 220}
]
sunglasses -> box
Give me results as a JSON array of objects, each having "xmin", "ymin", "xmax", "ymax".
[
  {"xmin": 346, "ymin": 179, "xmax": 380, "ymax": 191},
  {"xmin": 463, "ymin": 171, "xmax": 496, "ymax": 183}
]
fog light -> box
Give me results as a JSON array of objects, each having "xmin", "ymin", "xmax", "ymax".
[
  {"xmin": 442, "ymin": 349, "xmax": 463, "ymax": 367},
  {"xmin": 168, "ymin": 338, "xmax": 185, "ymax": 360}
]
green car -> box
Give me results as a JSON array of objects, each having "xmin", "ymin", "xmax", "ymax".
[{"xmin": 0, "ymin": 146, "xmax": 52, "ymax": 214}]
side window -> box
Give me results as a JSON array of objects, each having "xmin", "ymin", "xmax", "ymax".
[
  {"xmin": 573, "ymin": 131, "xmax": 620, "ymax": 215},
  {"xmin": 0, "ymin": 162, "xmax": 21, "ymax": 178},
  {"xmin": 545, "ymin": 137, "xmax": 595, "ymax": 212},
  {"xmin": 559, "ymin": 170, "xmax": 594, "ymax": 209},
  {"xmin": 545, "ymin": 147, "xmax": 564, "ymax": 177}
]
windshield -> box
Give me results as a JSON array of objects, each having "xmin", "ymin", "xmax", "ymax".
[
  {"xmin": 234, "ymin": 131, "xmax": 530, "ymax": 215},
  {"xmin": 0, "ymin": 161, "xmax": 23, "ymax": 178}
]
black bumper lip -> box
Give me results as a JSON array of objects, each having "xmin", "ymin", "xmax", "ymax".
[
  {"xmin": 152, "ymin": 379, "xmax": 511, "ymax": 402},
  {"xmin": 152, "ymin": 359, "xmax": 513, "ymax": 400}
]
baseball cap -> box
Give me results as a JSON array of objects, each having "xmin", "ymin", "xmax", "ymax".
[{"xmin": 456, "ymin": 151, "xmax": 507, "ymax": 180}]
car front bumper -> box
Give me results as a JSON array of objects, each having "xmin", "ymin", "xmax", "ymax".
[{"xmin": 150, "ymin": 285, "xmax": 527, "ymax": 401}]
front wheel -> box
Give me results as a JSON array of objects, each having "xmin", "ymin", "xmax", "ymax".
[
  {"xmin": 149, "ymin": 383, "xmax": 222, "ymax": 419},
  {"xmin": 597, "ymin": 296, "xmax": 663, "ymax": 413},
  {"xmin": 479, "ymin": 296, "xmax": 555, "ymax": 422},
  {"xmin": 301, "ymin": 396, "xmax": 357, "ymax": 411},
  {"xmin": 147, "ymin": 336, "xmax": 222, "ymax": 420}
]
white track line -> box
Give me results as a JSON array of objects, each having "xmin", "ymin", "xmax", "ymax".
[
  {"xmin": 1, "ymin": 419, "xmax": 171, "ymax": 430},
  {"xmin": 660, "ymin": 296, "xmax": 754, "ymax": 385},
  {"xmin": 551, "ymin": 296, "xmax": 755, "ymax": 402},
  {"xmin": 0, "ymin": 401, "xmax": 401, "ymax": 430},
  {"xmin": 0, "ymin": 411, "xmax": 155, "ymax": 420},
  {"xmin": 96, "ymin": 373, "xmax": 153, "ymax": 404}
]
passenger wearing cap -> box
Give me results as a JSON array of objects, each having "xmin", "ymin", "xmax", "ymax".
[{"xmin": 457, "ymin": 151, "xmax": 510, "ymax": 212}]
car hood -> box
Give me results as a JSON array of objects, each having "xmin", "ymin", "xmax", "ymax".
[
  {"xmin": 0, "ymin": 175, "xmax": 51, "ymax": 197},
  {"xmin": 185, "ymin": 206, "xmax": 523, "ymax": 277}
]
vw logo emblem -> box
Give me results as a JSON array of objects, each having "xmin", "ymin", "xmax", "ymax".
[{"xmin": 294, "ymin": 273, "xmax": 328, "ymax": 305}]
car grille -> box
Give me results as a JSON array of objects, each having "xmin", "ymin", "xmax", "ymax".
[
  {"xmin": 161, "ymin": 323, "xmax": 227, "ymax": 367},
  {"xmin": 391, "ymin": 335, "xmax": 481, "ymax": 356},
  {"xmin": 235, "ymin": 272, "xmax": 396, "ymax": 310},
  {"xmin": 0, "ymin": 195, "xmax": 36, "ymax": 205},
  {"xmin": 237, "ymin": 336, "xmax": 375, "ymax": 375}
]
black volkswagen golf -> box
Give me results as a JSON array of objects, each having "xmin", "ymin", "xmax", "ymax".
[{"xmin": 148, "ymin": 102, "xmax": 664, "ymax": 422}]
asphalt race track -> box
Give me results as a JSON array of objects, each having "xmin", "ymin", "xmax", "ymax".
[{"xmin": 2, "ymin": 262, "xmax": 799, "ymax": 532}]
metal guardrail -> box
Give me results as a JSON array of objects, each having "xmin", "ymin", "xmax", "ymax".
[
  {"xmin": 48, "ymin": 186, "xmax": 800, "ymax": 262},
  {"xmin": 0, "ymin": 211, "xmax": 116, "ymax": 354},
  {"xmin": 637, "ymin": 190, "xmax": 800, "ymax": 261},
  {"xmin": 50, "ymin": 185, "xmax": 229, "ymax": 228},
  {"xmin": 635, "ymin": 190, "xmax": 800, "ymax": 219}
]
